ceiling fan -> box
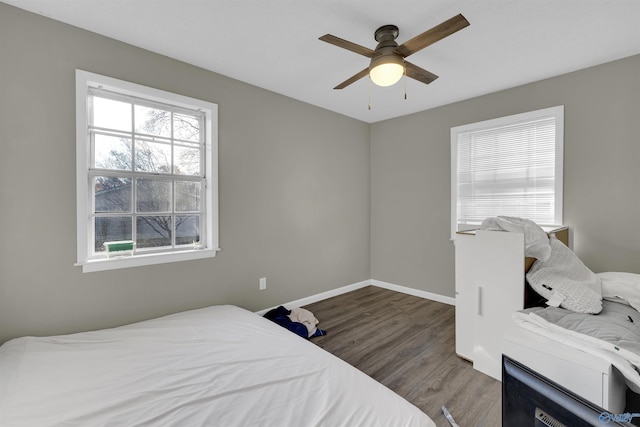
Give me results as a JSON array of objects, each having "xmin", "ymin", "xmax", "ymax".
[{"xmin": 319, "ymin": 14, "xmax": 470, "ymax": 89}]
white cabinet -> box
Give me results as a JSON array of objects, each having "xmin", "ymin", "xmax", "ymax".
[
  {"xmin": 453, "ymin": 232, "xmax": 477, "ymax": 361},
  {"xmin": 454, "ymin": 230, "xmax": 525, "ymax": 381}
]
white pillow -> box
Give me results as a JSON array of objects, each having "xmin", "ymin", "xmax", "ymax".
[
  {"xmin": 526, "ymin": 235, "xmax": 602, "ymax": 314},
  {"xmin": 480, "ymin": 216, "xmax": 551, "ymax": 261},
  {"xmin": 596, "ymin": 272, "xmax": 640, "ymax": 313}
]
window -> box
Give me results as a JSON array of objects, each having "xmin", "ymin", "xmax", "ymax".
[
  {"xmin": 76, "ymin": 70, "xmax": 218, "ymax": 272},
  {"xmin": 451, "ymin": 106, "xmax": 564, "ymax": 239}
]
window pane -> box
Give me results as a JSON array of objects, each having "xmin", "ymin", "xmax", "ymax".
[
  {"xmin": 174, "ymin": 145, "xmax": 201, "ymax": 176},
  {"xmin": 174, "ymin": 113, "xmax": 200, "ymax": 142},
  {"xmin": 137, "ymin": 216, "xmax": 172, "ymax": 248},
  {"xmin": 135, "ymin": 104, "xmax": 171, "ymax": 137},
  {"xmin": 175, "ymin": 181, "xmax": 200, "ymax": 212},
  {"xmin": 94, "ymin": 134, "xmax": 131, "ymax": 170},
  {"xmin": 176, "ymin": 215, "xmax": 200, "ymax": 245},
  {"xmin": 92, "ymin": 96, "xmax": 131, "ymax": 131},
  {"xmin": 94, "ymin": 216, "xmax": 132, "ymax": 252},
  {"xmin": 135, "ymin": 140, "xmax": 171, "ymax": 173},
  {"xmin": 136, "ymin": 179, "xmax": 171, "ymax": 213},
  {"xmin": 94, "ymin": 177, "xmax": 132, "ymax": 213}
]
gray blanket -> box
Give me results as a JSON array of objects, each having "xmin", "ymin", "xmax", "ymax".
[
  {"xmin": 521, "ymin": 300, "xmax": 640, "ymax": 361},
  {"xmin": 516, "ymin": 299, "xmax": 640, "ymax": 393}
]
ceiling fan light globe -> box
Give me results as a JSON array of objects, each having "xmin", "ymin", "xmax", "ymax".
[
  {"xmin": 369, "ymin": 56, "xmax": 404, "ymax": 87},
  {"xmin": 370, "ymin": 63, "xmax": 404, "ymax": 86}
]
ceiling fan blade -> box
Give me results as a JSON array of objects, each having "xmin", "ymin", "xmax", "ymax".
[
  {"xmin": 319, "ymin": 34, "xmax": 381, "ymax": 58},
  {"xmin": 334, "ymin": 68, "xmax": 370, "ymax": 89},
  {"xmin": 395, "ymin": 14, "xmax": 470, "ymax": 57},
  {"xmin": 404, "ymin": 61, "xmax": 439, "ymax": 85}
]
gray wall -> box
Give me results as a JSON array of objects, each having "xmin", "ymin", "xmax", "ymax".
[
  {"xmin": 371, "ymin": 54, "xmax": 640, "ymax": 297},
  {"xmin": 0, "ymin": 4, "xmax": 370, "ymax": 343}
]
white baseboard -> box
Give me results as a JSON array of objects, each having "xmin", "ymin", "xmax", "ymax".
[
  {"xmin": 254, "ymin": 280, "xmax": 370, "ymax": 316},
  {"xmin": 370, "ymin": 279, "xmax": 456, "ymax": 306},
  {"xmin": 255, "ymin": 279, "xmax": 454, "ymax": 315}
]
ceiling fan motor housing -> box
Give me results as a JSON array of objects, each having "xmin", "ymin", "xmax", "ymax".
[{"xmin": 373, "ymin": 24, "xmax": 401, "ymax": 56}]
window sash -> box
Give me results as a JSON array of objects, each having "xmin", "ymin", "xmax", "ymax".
[
  {"xmin": 451, "ymin": 106, "xmax": 564, "ymax": 239},
  {"xmin": 90, "ymin": 173, "xmax": 205, "ymax": 255},
  {"xmin": 88, "ymin": 91, "xmax": 205, "ymax": 178}
]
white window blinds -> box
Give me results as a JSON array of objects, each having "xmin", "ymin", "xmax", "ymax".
[{"xmin": 451, "ymin": 106, "xmax": 563, "ymax": 238}]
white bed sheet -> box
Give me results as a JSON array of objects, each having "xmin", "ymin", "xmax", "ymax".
[{"xmin": 0, "ymin": 305, "xmax": 434, "ymax": 427}]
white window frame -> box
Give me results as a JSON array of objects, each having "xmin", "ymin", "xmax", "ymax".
[
  {"xmin": 450, "ymin": 105, "xmax": 564, "ymax": 240},
  {"xmin": 75, "ymin": 70, "xmax": 219, "ymax": 272}
]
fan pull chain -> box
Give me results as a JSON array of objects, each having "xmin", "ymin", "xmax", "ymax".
[
  {"xmin": 368, "ymin": 78, "xmax": 372, "ymax": 110},
  {"xmin": 403, "ymin": 65, "xmax": 407, "ymax": 100}
]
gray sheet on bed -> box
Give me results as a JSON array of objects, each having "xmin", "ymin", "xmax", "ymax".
[{"xmin": 522, "ymin": 300, "xmax": 640, "ymax": 364}]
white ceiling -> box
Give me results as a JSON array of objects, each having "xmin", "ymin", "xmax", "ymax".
[{"xmin": 5, "ymin": 0, "xmax": 640, "ymax": 123}]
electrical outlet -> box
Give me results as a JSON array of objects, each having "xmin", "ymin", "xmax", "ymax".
[{"xmin": 259, "ymin": 277, "xmax": 267, "ymax": 291}]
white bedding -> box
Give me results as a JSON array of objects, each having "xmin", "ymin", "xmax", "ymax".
[{"xmin": 0, "ymin": 305, "xmax": 434, "ymax": 427}]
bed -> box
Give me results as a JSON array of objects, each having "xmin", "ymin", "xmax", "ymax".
[
  {"xmin": 493, "ymin": 218, "xmax": 640, "ymax": 414},
  {"xmin": 507, "ymin": 299, "xmax": 640, "ymax": 413},
  {"xmin": 0, "ymin": 305, "xmax": 434, "ymax": 426}
]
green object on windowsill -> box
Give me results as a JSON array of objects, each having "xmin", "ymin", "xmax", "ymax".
[{"xmin": 103, "ymin": 240, "xmax": 135, "ymax": 258}]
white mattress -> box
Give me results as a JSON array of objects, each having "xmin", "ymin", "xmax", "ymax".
[{"xmin": 0, "ymin": 305, "xmax": 434, "ymax": 427}]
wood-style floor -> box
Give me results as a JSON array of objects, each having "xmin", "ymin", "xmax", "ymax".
[{"xmin": 303, "ymin": 285, "xmax": 501, "ymax": 427}]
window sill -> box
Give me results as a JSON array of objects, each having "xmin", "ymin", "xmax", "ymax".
[{"xmin": 76, "ymin": 248, "xmax": 220, "ymax": 273}]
